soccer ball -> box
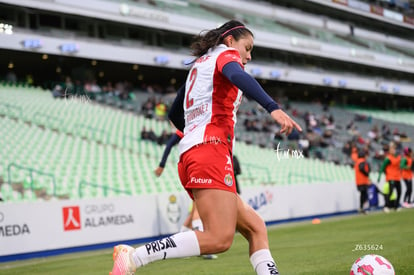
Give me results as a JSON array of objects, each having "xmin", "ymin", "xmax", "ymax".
[{"xmin": 350, "ymin": 254, "xmax": 395, "ymax": 275}]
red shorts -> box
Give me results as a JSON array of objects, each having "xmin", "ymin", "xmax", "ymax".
[{"xmin": 178, "ymin": 143, "xmax": 237, "ymax": 200}]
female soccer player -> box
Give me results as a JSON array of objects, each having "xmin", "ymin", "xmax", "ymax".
[{"xmin": 111, "ymin": 19, "xmax": 302, "ymax": 275}]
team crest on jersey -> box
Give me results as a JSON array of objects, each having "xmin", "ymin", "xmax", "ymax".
[{"xmin": 224, "ymin": 173, "xmax": 233, "ymax": 187}]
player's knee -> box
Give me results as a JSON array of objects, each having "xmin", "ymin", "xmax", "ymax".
[
  {"xmin": 210, "ymin": 232, "xmax": 234, "ymax": 252},
  {"xmin": 213, "ymin": 238, "xmax": 233, "ymax": 253}
]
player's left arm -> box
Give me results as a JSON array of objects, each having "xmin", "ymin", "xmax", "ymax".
[
  {"xmin": 168, "ymin": 84, "xmax": 185, "ymax": 131},
  {"xmin": 222, "ymin": 61, "xmax": 302, "ymax": 135}
]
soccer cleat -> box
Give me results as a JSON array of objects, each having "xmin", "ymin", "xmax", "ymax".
[{"xmin": 110, "ymin": 245, "xmax": 137, "ymax": 275}]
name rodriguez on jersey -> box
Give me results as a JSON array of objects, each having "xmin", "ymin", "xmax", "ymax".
[{"xmin": 186, "ymin": 103, "xmax": 209, "ymax": 123}]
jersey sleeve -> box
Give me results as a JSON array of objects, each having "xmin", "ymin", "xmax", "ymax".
[{"xmin": 216, "ymin": 49, "xmax": 243, "ymax": 73}]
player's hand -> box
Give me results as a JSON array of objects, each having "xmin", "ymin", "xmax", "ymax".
[
  {"xmin": 270, "ymin": 109, "xmax": 302, "ymax": 135},
  {"xmin": 154, "ymin": 167, "xmax": 164, "ymax": 177}
]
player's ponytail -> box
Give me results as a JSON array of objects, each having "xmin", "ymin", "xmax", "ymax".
[{"xmin": 190, "ymin": 20, "xmax": 253, "ymax": 59}]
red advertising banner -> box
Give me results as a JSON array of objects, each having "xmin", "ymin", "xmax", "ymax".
[{"xmin": 62, "ymin": 206, "xmax": 81, "ymax": 231}]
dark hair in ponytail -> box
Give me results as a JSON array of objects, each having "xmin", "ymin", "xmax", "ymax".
[{"xmin": 190, "ymin": 20, "xmax": 253, "ymax": 58}]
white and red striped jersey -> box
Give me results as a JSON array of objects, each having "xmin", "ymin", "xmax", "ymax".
[{"xmin": 178, "ymin": 44, "xmax": 244, "ymax": 155}]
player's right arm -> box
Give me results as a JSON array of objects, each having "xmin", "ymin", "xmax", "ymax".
[{"xmin": 155, "ymin": 133, "xmax": 182, "ymax": 177}]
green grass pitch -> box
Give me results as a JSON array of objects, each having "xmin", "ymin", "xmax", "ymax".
[{"xmin": 1, "ymin": 209, "xmax": 413, "ymax": 274}]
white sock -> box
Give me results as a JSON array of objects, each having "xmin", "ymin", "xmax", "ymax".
[
  {"xmin": 132, "ymin": 230, "xmax": 200, "ymax": 267},
  {"xmin": 192, "ymin": 218, "xmax": 204, "ymax": 231},
  {"xmin": 180, "ymin": 225, "xmax": 191, "ymax": 232},
  {"xmin": 250, "ymin": 249, "xmax": 278, "ymax": 275}
]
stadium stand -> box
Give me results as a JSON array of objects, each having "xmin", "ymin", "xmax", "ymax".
[
  {"xmin": 0, "ymin": 85, "xmax": 185, "ymax": 201},
  {"xmin": 3, "ymin": 81, "xmax": 414, "ymax": 202},
  {"xmin": 348, "ymin": 107, "xmax": 414, "ymax": 126},
  {"xmin": 0, "ymin": 0, "xmax": 413, "ymax": 204},
  {"xmin": 0, "ymin": 85, "xmax": 344, "ymax": 201}
]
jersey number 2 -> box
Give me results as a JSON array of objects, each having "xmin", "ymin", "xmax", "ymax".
[{"xmin": 186, "ymin": 68, "xmax": 197, "ymax": 109}]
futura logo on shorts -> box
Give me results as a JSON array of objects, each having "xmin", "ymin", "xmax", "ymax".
[{"xmin": 190, "ymin": 177, "xmax": 212, "ymax": 184}]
